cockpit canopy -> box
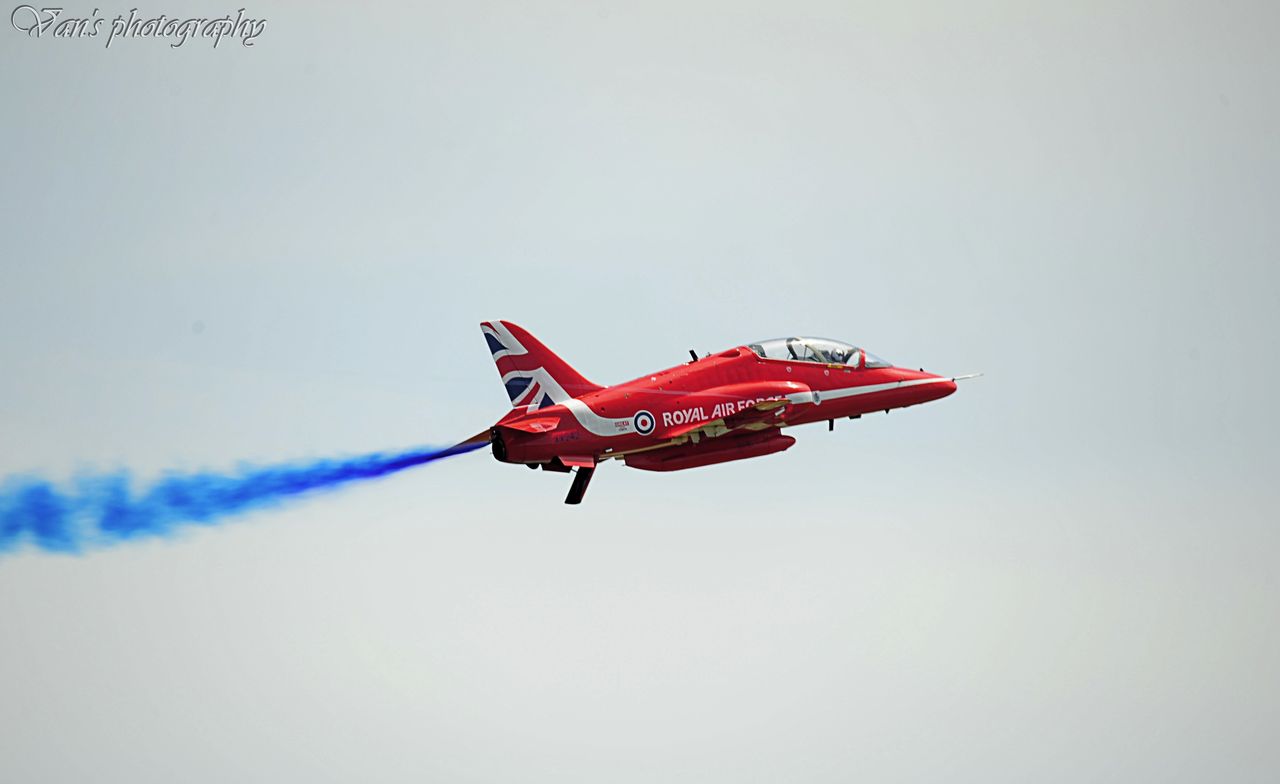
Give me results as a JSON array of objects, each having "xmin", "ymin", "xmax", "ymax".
[{"xmin": 747, "ymin": 337, "xmax": 892, "ymax": 368}]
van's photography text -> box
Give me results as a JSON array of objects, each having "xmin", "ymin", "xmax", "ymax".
[{"xmin": 9, "ymin": 6, "xmax": 267, "ymax": 48}]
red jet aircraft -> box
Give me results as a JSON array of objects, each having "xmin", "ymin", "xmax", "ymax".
[{"xmin": 464, "ymin": 321, "xmax": 975, "ymax": 504}]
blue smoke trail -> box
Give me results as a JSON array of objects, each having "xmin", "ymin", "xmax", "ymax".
[{"xmin": 0, "ymin": 442, "xmax": 486, "ymax": 555}]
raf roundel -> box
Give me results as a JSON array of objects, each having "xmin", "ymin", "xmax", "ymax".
[{"xmin": 632, "ymin": 409, "xmax": 656, "ymax": 435}]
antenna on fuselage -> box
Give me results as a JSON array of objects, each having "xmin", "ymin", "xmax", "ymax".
[{"xmin": 688, "ymin": 350, "xmax": 699, "ymax": 362}]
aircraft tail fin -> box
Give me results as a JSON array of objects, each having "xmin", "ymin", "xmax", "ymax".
[{"xmin": 480, "ymin": 321, "xmax": 602, "ymax": 410}]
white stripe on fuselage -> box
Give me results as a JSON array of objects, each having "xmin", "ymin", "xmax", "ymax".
[
  {"xmin": 560, "ymin": 398, "xmax": 635, "ymax": 436},
  {"xmin": 555, "ymin": 377, "xmax": 953, "ymax": 438},
  {"xmin": 811, "ymin": 376, "xmax": 953, "ymax": 402}
]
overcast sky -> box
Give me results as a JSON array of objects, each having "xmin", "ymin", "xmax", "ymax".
[{"xmin": 2, "ymin": 1, "xmax": 1278, "ymax": 781}]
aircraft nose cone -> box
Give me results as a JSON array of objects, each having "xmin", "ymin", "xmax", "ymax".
[{"xmin": 900, "ymin": 370, "xmax": 956, "ymax": 404}]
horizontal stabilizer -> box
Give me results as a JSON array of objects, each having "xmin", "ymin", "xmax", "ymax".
[{"xmin": 499, "ymin": 417, "xmax": 560, "ymax": 434}]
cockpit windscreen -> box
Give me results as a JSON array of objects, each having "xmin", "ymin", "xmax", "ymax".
[{"xmin": 747, "ymin": 337, "xmax": 892, "ymax": 368}]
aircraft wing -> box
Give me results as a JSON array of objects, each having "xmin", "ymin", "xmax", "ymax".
[
  {"xmin": 661, "ymin": 382, "xmax": 819, "ymax": 440},
  {"xmin": 663, "ymin": 397, "xmax": 792, "ymax": 440}
]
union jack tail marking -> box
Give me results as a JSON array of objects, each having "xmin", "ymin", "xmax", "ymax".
[{"xmin": 480, "ymin": 321, "xmax": 601, "ymax": 411}]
